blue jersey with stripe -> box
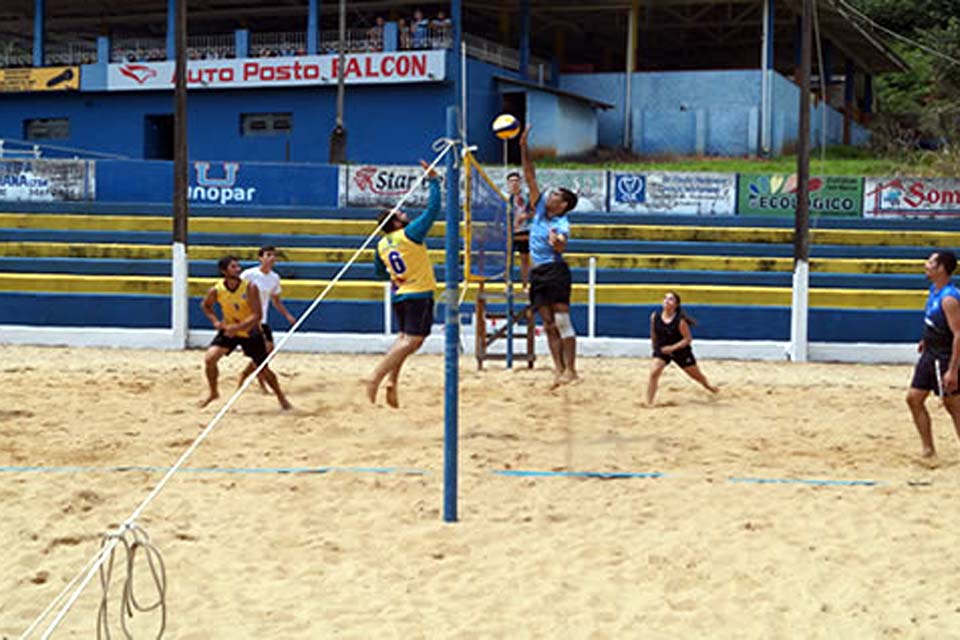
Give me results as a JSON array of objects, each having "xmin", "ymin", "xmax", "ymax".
[
  {"xmin": 528, "ymin": 195, "xmax": 570, "ymax": 267},
  {"xmin": 923, "ymin": 282, "xmax": 960, "ymax": 355}
]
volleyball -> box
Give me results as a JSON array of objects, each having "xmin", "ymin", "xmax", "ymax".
[{"xmin": 492, "ymin": 114, "xmax": 521, "ymax": 140}]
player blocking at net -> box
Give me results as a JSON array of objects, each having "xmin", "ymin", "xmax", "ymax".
[
  {"xmin": 364, "ymin": 160, "xmax": 442, "ymax": 408},
  {"xmin": 519, "ymin": 123, "xmax": 580, "ymax": 386}
]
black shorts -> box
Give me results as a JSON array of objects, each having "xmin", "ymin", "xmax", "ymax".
[
  {"xmin": 529, "ymin": 261, "xmax": 572, "ymax": 308},
  {"xmin": 654, "ymin": 347, "xmax": 697, "ymax": 368},
  {"xmin": 911, "ymin": 350, "xmax": 959, "ymax": 394},
  {"xmin": 261, "ymin": 324, "xmax": 274, "ymax": 344},
  {"xmin": 210, "ymin": 330, "xmax": 269, "ymax": 365},
  {"xmin": 395, "ymin": 297, "xmax": 434, "ymax": 337},
  {"xmin": 514, "ymin": 233, "xmax": 530, "ymax": 255}
]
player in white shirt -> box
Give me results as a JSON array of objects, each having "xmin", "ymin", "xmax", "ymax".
[{"xmin": 240, "ymin": 246, "xmax": 297, "ymax": 391}]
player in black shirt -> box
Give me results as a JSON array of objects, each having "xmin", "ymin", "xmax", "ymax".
[{"xmin": 645, "ymin": 291, "xmax": 718, "ymax": 405}]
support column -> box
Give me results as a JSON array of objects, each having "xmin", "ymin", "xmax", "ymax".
[
  {"xmin": 760, "ymin": 0, "xmax": 775, "ymax": 156},
  {"xmin": 97, "ymin": 35, "xmax": 110, "ymax": 64},
  {"xmin": 519, "ymin": 0, "xmax": 530, "ymax": 79},
  {"xmin": 307, "ymin": 0, "xmax": 319, "ymax": 55},
  {"xmin": 624, "ymin": 0, "xmax": 639, "ymax": 149},
  {"xmin": 166, "ymin": 0, "xmax": 176, "ymax": 58},
  {"xmin": 793, "ymin": 15, "xmax": 801, "ymax": 83},
  {"xmin": 843, "ymin": 59, "xmax": 854, "ymax": 144},
  {"xmin": 234, "ymin": 29, "xmax": 249, "ymax": 59},
  {"xmin": 32, "ymin": 0, "xmax": 45, "ymax": 67}
]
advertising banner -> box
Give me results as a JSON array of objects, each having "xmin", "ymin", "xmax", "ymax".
[
  {"xmin": 738, "ymin": 174, "xmax": 863, "ymax": 217},
  {"xmin": 96, "ymin": 159, "xmax": 338, "ymax": 208},
  {"xmin": 106, "ymin": 51, "xmax": 445, "ymax": 91},
  {"xmin": 863, "ymin": 178, "xmax": 960, "ymax": 218},
  {"xmin": 341, "ymin": 164, "xmax": 447, "ymax": 209},
  {"xmin": 481, "ymin": 167, "xmax": 608, "ymax": 213},
  {"xmin": 609, "ymin": 171, "xmax": 736, "ymax": 215},
  {"xmin": 0, "ymin": 160, "xmax": 93, "ymax": 201},
  {"xmin": 0, "ymin": 66, "xmax": 79, "ymax": 92}
]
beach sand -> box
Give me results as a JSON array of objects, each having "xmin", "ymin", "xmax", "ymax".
[{"xmin": 3, "ymin": 344, "xmax": 960, "ymax": 638}]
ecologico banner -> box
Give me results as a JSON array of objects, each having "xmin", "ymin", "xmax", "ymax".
[{"xmin": 737, "ymin": 174, "xmax": 863, "ymax": 217}]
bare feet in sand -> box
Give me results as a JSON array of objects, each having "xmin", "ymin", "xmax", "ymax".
[
  {"xmin": 385, "ymin": 385, "xmax": 399, "ymax": 409},
  {"xmin": 917, "ymin": 450, "xmax": 940, "ymax": 469},
  {"xmin": 363, "ymin": 379, "xmax": 378, "ymax": 404},
  {"xmin": 279, "ymin": 397, "xmax": 293, "ymax": 411},
  {"xmin": 198, "ymin": 393, "xmax": 219, "ymax": 408}
]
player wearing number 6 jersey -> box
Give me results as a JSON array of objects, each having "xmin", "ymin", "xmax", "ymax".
[{"xmin": 364, "ymin": 160, "xmax": 441, "ymax": 408}]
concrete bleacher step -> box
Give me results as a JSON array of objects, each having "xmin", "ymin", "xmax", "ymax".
[
  {"xmin": 3, "ymin": 212, "xmax": 960, "ymax": 247},
  {"xmin": 0, "ymin": 242, "xmax": 923, "ymax": 274},
  {"xmin": 0, "ymin": 272, "xmax": 927, "ymax": 309}
]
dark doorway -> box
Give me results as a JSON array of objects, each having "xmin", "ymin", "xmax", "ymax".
[
  {"xmin": 501, "ymin": 91, "xmax": 526, "ymax": 165},
  {"xmin": 144, "ymin": 114, "xmax": 174, "ymax": 160}
]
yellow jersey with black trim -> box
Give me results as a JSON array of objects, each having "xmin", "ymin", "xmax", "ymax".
[
  {"xmin": 377, "ymin": 229, "xmax": 436, "ymax": 299},
  {"xmin": 215, "ymin": 279, "xmax": 255, "ymax": 338}
]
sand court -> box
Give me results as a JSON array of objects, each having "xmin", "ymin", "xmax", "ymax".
[{"xmin": 4, "ymin": 344, "xmax": 960, "ymax": 638}]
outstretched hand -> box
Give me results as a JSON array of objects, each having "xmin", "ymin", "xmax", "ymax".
[
  {"xmin": 420, "ymin": 159, "xmax": 439, "ymax": 179},
  {"xmin": 520, "ymin": 124, "xmax": 531, "ymax": 147}
]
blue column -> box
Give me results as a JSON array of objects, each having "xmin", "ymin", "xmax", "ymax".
[
  {"xmin": 166, "ymin": 0, "xmax": 176, "ymax": 59},
  {"xmin": 32, "ymin": 0, "xmax": 45, "ymax": 67},
  {"xmin": 97, "ymin": 35, "xmax": 110, "ymax": 64},
  {"xmin": 442, "ymin": 106, "xmax": 460, "ymax": 524},
  {"xmin": 383, "ymin": 22, "xmax": 399, "ymax": 52},
  {"xmin": 307, "ymin": 0, "xmax": 319, "ymax": 55},
  {"xmin": 235, "ymin": 29, "xmax": 249, "ymax": 58},
  {"xmin": 519, "ymin": 0, "xmax": 530, "ymax": 79}
]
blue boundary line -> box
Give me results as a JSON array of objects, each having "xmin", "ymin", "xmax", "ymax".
[
  {"xmin": 0, "ymin": 465, "xmax": 886, "ymax": 486},
  {"xmin": 0, "ymin": 465, "xmax": 428, "ymax": 476},
  {"xmin": 493, "ymin": 470, "xmax": 665, "ymax": 479}
]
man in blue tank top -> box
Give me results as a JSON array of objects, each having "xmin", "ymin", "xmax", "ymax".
[
  {"xmin": 907, "ymin": 250, "xmax": 960, "ymax": 461},
  {"xmin": 520, "ymin": 124, "xmax": 580, "ymax": 387}
]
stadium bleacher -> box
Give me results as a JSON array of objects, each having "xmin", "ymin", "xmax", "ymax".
[{"xmin": 0, "ymin": 204, "xmax": 944, "ymax": 342}]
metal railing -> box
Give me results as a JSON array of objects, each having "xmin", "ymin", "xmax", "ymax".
[
  {"xmin": 0, "ymin": 140, "xmax": 42, "ymax": 159},
  {"xmin": 44, "ymin": 41, "xmax": 98, "ymax": 65},
  {"xmin": 187, "ymin": 33, "xmax": 235, "ymax": 59},
  {"xmin": 319, "ymin": 28, "xmax": 383, "ymax": 54},
  {"xmin": 400, "ymin": 25, "xmax": 452, "ymax": 51},
  {"xmin": 111, "ymin": 37, "xmax": 166, "ymax": 63},
  {"xmin": 463, "ymin": 33, "xmax": 551, "ymax": 82},
  {"xmin": 0, "ymin": 41, "xmax": 32, "ymax": 68},
  {"xmin": 249, "ymin": 31, "xmax": 306, "ymax": 57}
]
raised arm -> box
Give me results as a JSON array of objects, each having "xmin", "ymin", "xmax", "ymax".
[
  {"xmin": 404, "ymin": 160, "xmax": 442, "ymax": 244},
  {"xmin": 519, "ymin": 125, "xmax": 541, "ymax": 206}
]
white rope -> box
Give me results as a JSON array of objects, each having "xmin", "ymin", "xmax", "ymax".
[{"xmin": 23, "ymin": 137, "xmax": 459, "ymax": 639}]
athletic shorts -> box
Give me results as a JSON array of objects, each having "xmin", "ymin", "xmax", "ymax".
[
  {"xmin": 514, "ymin": 233, "xmax": 530, "ymax": 255},
  {"xmin": 395, "ymin": 297, "xmax": 434, "ymax": 337},
  {"xmin": 210, "ymin": 330, "xmax": 269, "ymax": 365},
  {"xmin": 261, "ymin": 324, "xmax": 274, "ymax": 344},
  {"xmin": 529, "ymin": 261, "xmax": 572, "ymax": 308},
  {"xmin": 654, "ymin": 347, "xmax": 697, "ymax": 368},
  {"xmin": 911, "ymin": 350, "xmax": 959, "ymax": 395}
]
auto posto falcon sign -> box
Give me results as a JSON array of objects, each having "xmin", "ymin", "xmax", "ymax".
[{"xmin": 107, "ymin": 50, "xmax": 446, "ymax": 91}]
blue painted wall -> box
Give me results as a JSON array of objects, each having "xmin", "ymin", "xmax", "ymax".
[
  {"xmin": 561, "ymin": 70, "xmax": 869, "ymax": 156},
  {"xmin": 95, "ymin": 159, "xmax": 339, "ymax": 207},
  {"xmin": 0, "ymin": 83, "xmax": 458, "ymax": 165}
]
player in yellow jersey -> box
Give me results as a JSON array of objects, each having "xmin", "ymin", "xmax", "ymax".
[
  {"xmin": 199, "ymin": 255, "xmax": 292, "ymax": 410},
  {"xmin": 364, "ymin": 160, "xmax": 441, "ymax": 408}
]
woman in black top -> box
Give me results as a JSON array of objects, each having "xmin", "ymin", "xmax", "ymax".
[{"xmin": 646, "ymin": 291, "xmax": 718, "ymax": 405}]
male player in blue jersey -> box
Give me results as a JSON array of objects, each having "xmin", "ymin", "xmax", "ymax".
[
  {"xmin": 520, "ymin": 124, "xmax": 580, "ymax": 387},
  {"xmin": 907, "ymin": 250, "xmax": 960, "ymax": 461},
  {"xmin": 364, "ymin": 160, "xmax": 441, "ymax": 408}
]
